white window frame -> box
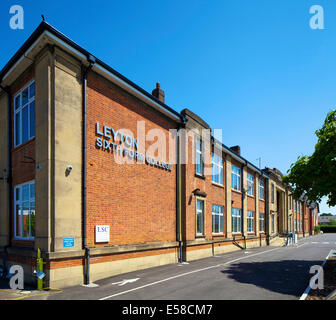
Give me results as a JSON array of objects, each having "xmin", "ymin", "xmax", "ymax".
[
  {"xmin": 212, "ymin": 154, "xmax": 223, "ymax": 185},
  {"xmin": 232, "ymin": 208, "xmax": 242, "ymax": 234},
  {"xmin": 212, "ymin": 204, "xmax": 224, "ymax": 235},
  {"xmin": 247, "ymin": 173, "xmax": 254, "ymax": 196},
  {"xmin": 14, "ymin": 80, "xmax": 35, "ymax": 148},
  {"xmin": 247, "ymin": 211, "xmax": 255, "ymax": 233},
  {"xmin": 259, "ymin": 213, "xmax": 265, "ymax": 232},
  {"xmin": 196, "ymin": 199, "xmax": 205, "ymax": 236},
  {"xmin": 259, "ymin": 180, "xmax": 265, "ymax": 200},
  {"xmin": 195, "ymin": 137, "xmax": 203, "ymax": 176},
  {"xmin": 231, "ymin": 165, "xmax": 241, "ymax": 191},
  {"xmin": 14, "ymin": 180, "xmax": 35, "ymax": 240}
]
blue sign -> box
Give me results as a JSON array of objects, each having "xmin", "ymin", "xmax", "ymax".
[{"xmin": 63, "ymin": 238, "xmax": 74, "ymax": 248}]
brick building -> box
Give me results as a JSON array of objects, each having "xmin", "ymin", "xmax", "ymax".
[{"xmin": 0, "ymin": 22, "xmax": 319, "ymax": 288}]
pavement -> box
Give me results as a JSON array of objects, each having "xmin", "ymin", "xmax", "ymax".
[{"xmin": 1, "ymin": 233, "xmax": 335, "ymax": 300}]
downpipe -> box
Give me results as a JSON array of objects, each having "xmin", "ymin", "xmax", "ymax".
[{"xmin": 0, "ymin": 84, "xmax": 12, "ymax": 279}]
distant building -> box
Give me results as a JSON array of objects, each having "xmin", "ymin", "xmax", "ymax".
[{"xmin": 319, "ymin": 216, "xmax": 336, "ymax": 224}]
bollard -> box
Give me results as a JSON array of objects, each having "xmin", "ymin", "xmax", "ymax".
[{"xmin": 36, "ymin": 248, "xmax": 46, "ymax": 290}]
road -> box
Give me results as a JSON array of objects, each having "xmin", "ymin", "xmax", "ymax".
[{"xmin": 27, "ymin": 233, "xmax": 336, "ymax": 300}]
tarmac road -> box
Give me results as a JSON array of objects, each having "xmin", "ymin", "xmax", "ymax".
[{"xmin": 32, "ymin": 233, "xmax": 336, "ymax": 300}]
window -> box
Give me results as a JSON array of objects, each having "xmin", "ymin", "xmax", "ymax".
[
  {"xmin": 212, "ymin": 154, "xmax": 224, "ymax": 185},
  {"xmin": 14, "ymin": 181, "xmax": 35, "ymax": 239},
  {"xmin": 231, "ymin": 165, "xmax": 241, "ymax": 191},
  {"xmin": 196, "ymin": 199, "xmax": 204, "ymax": 236},
  {"xmin": 271, "ymin": 212, "xmax": 275, "ymax": 233},
  {"xmin": 247, "ymin": 173, "xmax": 254, "ymax": 196},
  {"xmin": 212, "ymin": 204, "xmax": 224, "ymax": 234},
  {"xmin": 232, "ymin": 208, "xmax": 241, "ymax": 233},
  {"xmin": 289, "ymin": 195, "xmax": 292, "ymax": 210},
  {"xmin": 294, "ymin": 219, "xmax": 297, "ymax": 232},
  {"xmin": 195, "ymin": 137, "xmax": 203, "ymax": 176},
  {"xmin": 14, "ymin": 81, "xmax": 35, "ymax": 147},
  {"xmin": 271, "ymin": 184, "xmax": 275, "ymax": 203},
  {"xmin": 247, "ymin": 211, "xmax": 255, "ymax": 233},
  {"xmin": 259, "ymin": 180, "xmax": 265, "ymax": 200},
  {"xmin": 259, "ymin": 213, "xmax": 265, "ymax": 232}
]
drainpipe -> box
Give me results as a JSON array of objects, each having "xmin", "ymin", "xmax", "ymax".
[
  {"xmin": 176, "ymin": 117, "xmax": 186, "ymax": 263},
  {"xmin": 0, "ymin": 84, "xmax": 12, "ymax": 277},
  {"xmin": 242, "ymin": 162, "xmax": 247, "ymax": 249},
  {"xmin": 82, "ymin": 55, "xmax": 96, "ymax": 285},
  {"xmin": 265, "ymin": 176, "xmax": 270, "ymax": 245}
]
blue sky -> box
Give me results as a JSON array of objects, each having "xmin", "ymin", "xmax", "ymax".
[{"xmin": 0, "ymin": 0, "xmax": 335, "ymax": 214}]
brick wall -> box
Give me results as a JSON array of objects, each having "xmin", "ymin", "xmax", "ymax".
[{"xmin": 86, "ymin": 72, "xmax": 178, "ymax": 247}]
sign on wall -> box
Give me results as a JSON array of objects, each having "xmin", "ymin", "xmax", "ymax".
[
  {"xmin": 95, "ymin": 225, "xmax": 110, "ymax": 243},
  {"xmin": 63, "ymin": 238, "xmax": 75, "ymax": 248}
]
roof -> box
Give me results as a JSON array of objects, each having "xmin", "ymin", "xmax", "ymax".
[{"xmin": 0, "ymin": 21, "xmax": 183, "ymax": 122}]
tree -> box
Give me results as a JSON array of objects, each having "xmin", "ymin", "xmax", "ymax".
[{"xmin": 283, "ymin": 110, "xmax": 336, "ymax": 206}]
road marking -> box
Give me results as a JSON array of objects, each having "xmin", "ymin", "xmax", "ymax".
[
  {"xmin": 311, "ymin": 242, "xmax": 318, "ymax": 244},
  {"xmin": 112, "ymin": 278, "xmax": 139, "ymax": 286},
  {"xmin": 323, "ymin": 242, "xmax": 330, "ymax": 244},
  {"xmin": 296, "ymin": 243, "xmax": 308, "ymax": 248},
  {"xmin": 99, "ymin": 247, "xmax": 282, "ymax": 300}
]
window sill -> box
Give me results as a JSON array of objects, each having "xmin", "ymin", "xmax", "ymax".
[
  {"xmin": 212, "ymin": 233, "xmax": 224, "ymax": 236},
  {"xmin": 194, "ymin": 173, "xmax": 206, "ymax": 180},
  {"xmin": 12, "ymin": 137, "xmax": 35, "ymax": 152},
  {"xmin": 247, "ymin": 194, "xmax": 255, "ymax": 199},
  {"xmin": 231, "ymin": 189, "xmax": 242, "ymax": 194},
  {"xmin": 212, "ymin": 182, "xmax": 224, "ymax": 189}
]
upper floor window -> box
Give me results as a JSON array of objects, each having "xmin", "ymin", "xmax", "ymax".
[
  {"xmin": 259, "ymin": 179, "xmax": 265, "ymax": 200},
  {"xmin": 231, "ymin": 165, "xmax": 241, "ymax": 191},
  {"xmin": 195, "ymin": 137, "xmax": 203, "ymax": 176},
  {"xmin": 14, "ymin": 181, "xmax": 35, "ymax": 240},
  {"xmin": 247, "ymin": 173, "xmax": 254, "ymax": 196},
  {"xmin": 271, "ymin": 183, "xmax": 275, "ymax": 203},
  {"xmin": 212, "ymin": 154, "xmax": 223, "ymax": 185},
  {"xmin": 14, "ymin": 81, "xmax": 35, "ymax": 147}
]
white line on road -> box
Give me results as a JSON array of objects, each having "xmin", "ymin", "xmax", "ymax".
[
  {"xmin": 99, "ymin": 247, "xmax": 283, "ymax": 300},
  {"xmin": 323, "ymin": 242, "xmax": 330, "ymax": 244}
]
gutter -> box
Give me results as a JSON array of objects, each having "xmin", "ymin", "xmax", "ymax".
[
  {"xmin": 82, "ymin": 55, "xmax": 96, "ymax": 285},
  {"xmin": 0, "ymin": 84, "xmax": 12, "ymax": 277},
  {"xmin": 0, "ymin": 22, "xmax": 183, "ymax": 124}
]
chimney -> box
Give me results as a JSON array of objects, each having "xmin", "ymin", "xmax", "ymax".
[
  {"xmin": 152, "ymin": 82, "xmax": 165, "ymax": 103},
  {"xmin": 230, "ymin": 145, "xmax": 241, "ymax": 155}
]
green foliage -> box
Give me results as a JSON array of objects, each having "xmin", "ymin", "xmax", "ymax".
[
  {"xmin": 329, "ymin": 218, "xmax": 336, "ymax": 226},
  {"xmin": 314, "ymin": 225, "xmax": 321, "ymax": 234},
  {"xmin": 320, "ymin": 213, "xmax": 333, "ymax": 216},
  {"xmin": 320, "ymin": 226, "xmax": 336, "ymax": 233},
  {"xmin": 283, "ymin": 110, "xmax": 336, "ymax": 206}
]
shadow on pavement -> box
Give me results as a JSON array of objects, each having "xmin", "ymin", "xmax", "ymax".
[{"xmin": 221, "ymin": 259, "xmax": 322, "ymax": 296}]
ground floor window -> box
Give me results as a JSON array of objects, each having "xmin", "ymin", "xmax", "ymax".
[
  {"xmin": 14, "ymin": 181, "xmax": 35, "ymax": 239},
  {"xmin": 247, "ymin": 211, "xmax": 254, "ymax": 233},
  {"xmin": 259, "ymin": 213, "xmax": 265, "ymax": 232},
  {"xmin": 232, "ymin": 208, "xmax": 241, "ymax": 234},
  {"xmin": 212, "ymin": 204, "xmax": 224, "ymax": 234},
  {"xmin": 196, "ymin": 199, "xmax": 204, "ymax": 236},
  {"xmin": 271, "ymin": 213, "xmax": 275, "ymax": 233}
]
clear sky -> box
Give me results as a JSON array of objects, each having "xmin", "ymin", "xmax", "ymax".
[{"xmin": 0, "ymin": 0, "xmax": 335, "ymax": 214}]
